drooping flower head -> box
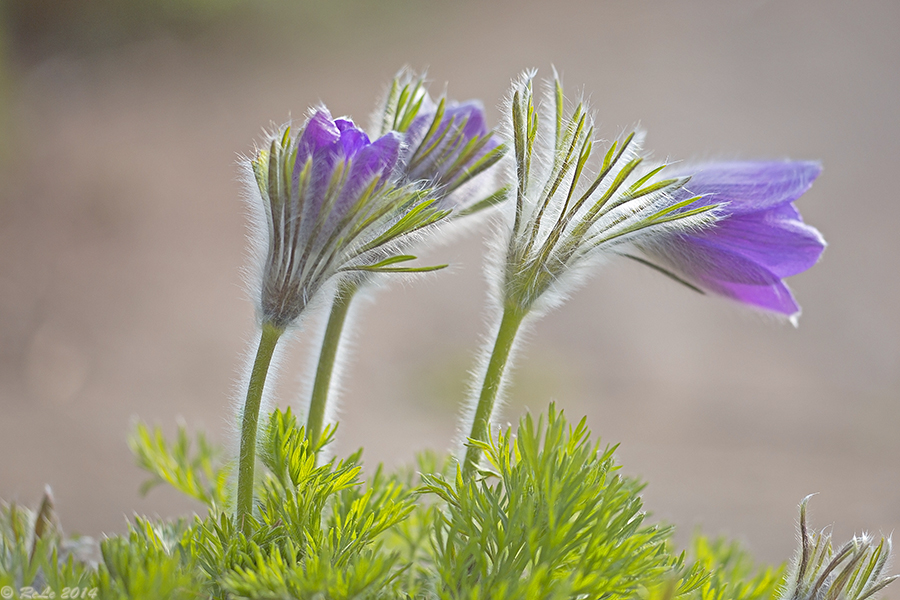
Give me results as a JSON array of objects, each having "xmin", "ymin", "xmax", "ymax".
[
  {"xmin": 496, "ymin": 72, "xmax": 721, "ymax": 317},
  {"xmin": 372, "ymin": 69, "xmax": 507, "ymax": 215},
  {"xmin": 494, "ymin": 72, "xmax": 826, "ymax": 322},
  {"xmin": 635, "ymin": 162, "xmax": 826, "ymax": 323},
  {"xmin": 246, "ymin": 108, "xmax": 449, "ymax": 330}
]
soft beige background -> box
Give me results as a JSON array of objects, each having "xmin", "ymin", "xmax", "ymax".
[{"xmin": 1, "ymin": 0, "xmax": 898, "ymax": 567}]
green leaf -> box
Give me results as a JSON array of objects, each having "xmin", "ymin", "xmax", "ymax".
[
  {"xmin": 455, "ymin": 184, "xmax": 512, "ymax": 218},
  {"xmin": 344, "ymin": 254, "xmax": 449, "ymax": 274},
  {"xmin": 128, "ymin": 422, "xmax": 230, "ymax": 510}
]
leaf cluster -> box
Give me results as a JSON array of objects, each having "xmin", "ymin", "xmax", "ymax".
[
  {"xmin": 0, "ymin": 490, "xmax": 94, "ymax": 596},
  {"xmin": 424, "ymin": 404, "xmax": 676, "ymax": 599},
  {"xmin": 130, "ymin": 421, "xmax": 230, "ymax": 511},
  {"xmin": 2, "ymin": 405, "xmax": 893, "ymax": 600},
  {"xmin": 685, "ymin": 535, "xmax": 785, "ymax": 600}
]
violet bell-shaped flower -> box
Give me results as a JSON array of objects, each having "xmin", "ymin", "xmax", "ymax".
[
  {"xmin": 247, "ymin": 108, "xmax": 449, "ymax": 331},
  {"xmin": 635, "ymin": 161, "xmax": 826, "ymax": 323}
]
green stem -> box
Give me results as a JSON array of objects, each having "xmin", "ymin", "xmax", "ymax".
[
  {"xmin": 462, "ymin": 303, "xmax": 526, "ymax": 478},
  {"xmin": 307, "ymin": 280, "xmax": 358, "ymax": 449},
  {"xmin": 236, "ymin": 321, "xmax": 282, "ymax": 535}
]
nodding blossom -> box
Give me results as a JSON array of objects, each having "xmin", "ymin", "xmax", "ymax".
[
  {"xmin": 496, "ymin": 73, "xmax": 721, "ymax": 317},
  {"xmin": 373, "ymin": 69, "xmax": 507, "ymax": 215},
  {"xmin": 779, "ymin": 496, "xmax": 897, "ymax": 600},
  {"xmin": 246, "ymin": 108, "xmax": 449, "ymax": 331},
  {"xmin": 495, "ymin": 73, "xmax": 825, "ymax": 322},
  {"xmin": 460, "ymin": 72, "xmax": 829, "ymax": 475},
  {"xmin": 634, "ymin": 161, "xmax": 826, "ymax": 323}
]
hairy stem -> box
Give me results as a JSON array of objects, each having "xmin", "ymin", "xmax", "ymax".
[
  {"xmin": 462, "ymin": 303, "xmax": 526, "ymax": 478},
  {"xmin": 236, "ymin": 321, "xmax": 282, "ymax": 535},
  {"xmin": 307, "ymin": 280, "xmax": 358, "ymax": 449}
]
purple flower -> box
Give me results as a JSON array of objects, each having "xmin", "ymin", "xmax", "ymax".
[
  {"xmin": 375, "ymin": 71, "xmax": 505, "ymax": 212},
  {"xmin": 295, "ymin": 111, "xmax": 401, "ymax": 235},
  {"xmin": 639, "ymin": 161, "xmax": 826, "ymax": 321},
  {"xmin": 248, "ymin": 108, "xmax": 447, "ymax": 329},
  {"xmin": 402, "ymin": 97, "xmax": 502, "ymax": 201}
]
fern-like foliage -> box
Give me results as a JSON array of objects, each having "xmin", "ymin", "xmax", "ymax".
[
  {"xmin": 95, "ymin": 521, "xmax": 197, "ymax": 600},
  {"xmin": 424, "ymin": 404, "xmax": 676, "ymax": 599},
  {"xmin": 181, "ymin": 408, "xmax": 414, "ymax": 599},
  {"xmin": 0, "ymin": 489, "xmax": 93, "ymax": 594},
  {"xmin": 689, "ymin": 535, "xmax": 785, "ymax": 600},
  {"xmin": 130, "ymin": 421, "xmax": 230, "ymax": 511},
  {"xmin": 3, "ymin": 405, "xmax": 895, "ymax": 600}
]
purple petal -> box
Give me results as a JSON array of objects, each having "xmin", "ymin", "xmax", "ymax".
[
  {"xmin": 695, "ymin": 212, "xmax": 826, "ymax": 278},
  {"xmin": 335, "ymin": 118, "xmax": 370, "ymax": 158},
  {"xmin": 673, "ymin": 161, "xmax": 822, "ymax": 215},
  {"xmin": 327, "ymin": 132, "xmax": 402, "ymax": 229},
  {"xmin": 346, "ymin": 131, "xmax": 401, "ymax": 191},
  {"xmin": 294, "ymin": 112, "xmax": 343, "ymax": 229},
  {"xmin": 653, "ymin": 236, "xmax": 783, "ymax": 286},
  {"xmin": 296, "ymin": 110, "xmax": 341, "ymax": 165},
  {"xmin": 645, "ymin": 235, "xmax": 802, "ymax": 316},
  {"xmin": 769, "ymin": 202, "xmax": 802, "ymax": 222},
  {"xmin": 445, "ymin": 101, "xmax": 490, "ymax": 139},
  {"xmin": 702, "ymin": 277, "xmax": 801, "ymax": 316},
  {"xmin": 334, "ymin": 118, "xmax": 355, "ymax": 132}
]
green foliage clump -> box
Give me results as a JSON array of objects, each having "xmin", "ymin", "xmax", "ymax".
[
  {"xmin": 0, "ymin": 489, "xmax": 93, "ymax": 595},
  {"xmin": 213, "ymin": 408, "xmax": 415, "ymax": 599},
  {"xmin": 425, "ymin": 405, "xmax": 675, "ymax": 599},
  {"xmin": 686, "ymin": 535, "xmax": 784, "ymax": 600},
  {"xmin": 130, "ymin": 421, "xmax": 230, "ymax": 511},
  {"xmin": 1, "ymin": 405, "xmax": 894, "ymax": 600},
  {"xmin": 95, "ymin": 519, "xmax": 197, "ymax": 600}
]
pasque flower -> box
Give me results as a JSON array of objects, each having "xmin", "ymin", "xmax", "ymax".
[
  {"xmin": 461, "ymin": 72, "xmax": 721, "ymax": 475},
  {"xmin": 634, "ymin": 161, "xmax": 826, "ymax": 323},
  {"xmin": 461, "ymin": 72, "xmax": 826, "ymax": 476},
  {"xmin": 302, "ymin": 71, "xmax": 508, "ymax": 452},
  {"xmin": 237, "ymin": 107, "xmax": 449, "ymax": 533}
]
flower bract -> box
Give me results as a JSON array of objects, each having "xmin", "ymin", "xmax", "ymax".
[{"xmin": 779, "ymin": 496, "xmax": 897, "ymax": 600}]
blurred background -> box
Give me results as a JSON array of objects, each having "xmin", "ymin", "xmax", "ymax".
[{"xmin": 1, "ymin": 0, "xmax": 898, "ymax": 566}]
